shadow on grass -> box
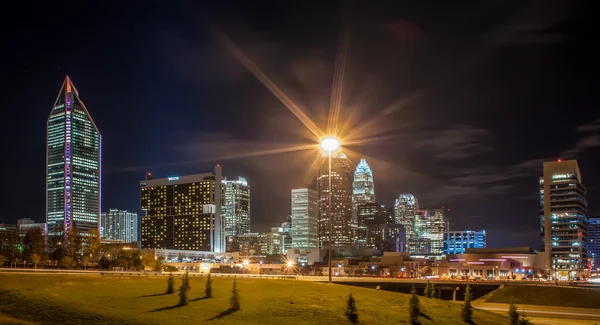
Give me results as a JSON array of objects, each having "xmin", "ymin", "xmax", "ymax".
[
  {"xmin": 139, "ymin": 292, "xmax": 172, "ymax": 298},
  {"xmin": 420, "ymin": 312, "xmax": 431, "ymax": 320},
  {"xmin": 190, "ymin": 296, "xmax": 209, "ymax": 302},
  {"xmin": 150, "ymin": 304, "xmax": 186, "ymax": 312},
  {"xmin": 208, "ymin": 308, "xmax": 238, "ymax": 320}
]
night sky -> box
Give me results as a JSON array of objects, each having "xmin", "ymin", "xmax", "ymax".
[{"xmin": 3, "ymin": 1, "xmax": 599, "ymax": 248}]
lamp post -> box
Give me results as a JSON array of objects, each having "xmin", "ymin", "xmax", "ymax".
[{"xmin": 320, "ymin": 136, "xmax": 340, "ymax": 283}]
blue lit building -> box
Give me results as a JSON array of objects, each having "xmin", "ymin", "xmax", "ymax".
[
  {"xmin": 46, "ymin": 76, "xmax": 101, "ymax": 237},
  {"xmin": 444, "ymin": 230, "xmax": 486, "ymax": 254}
]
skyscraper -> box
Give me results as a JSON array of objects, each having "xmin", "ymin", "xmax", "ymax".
[
  {"xmin": 317, "ymin": 152, "xmax": 353, "ymax": 247},
  {"xmin": 588, "ymin": 217, "xmax": 600, "ymax": 270},
  {"xmin": 46, "ymin": 76, "xmax": 101, "ymax": 238},
  {"xmin": 223, "ymin": 177, "xmax": 251, "ymax": 237},
  {"xmin": 101, "ymin": 209, "xmax": 138, "ymax": 243},
  {"xmin": 352, "ymin": 159, "xmax": 375, "ymax": 221},
  {"xmin": 291, "ymin": 188, "xmax": 318, "ymax": 250},
  {"xmin": 140, "ymin": 166, "xmax": 225, "ymax": 252},
  {"xmin": 540, "ymin": 160, "xmax": 588, "ymax": 279},
  {"xmin": 394, "ymin": 194, "xmax": 418, "ymax": 250}
]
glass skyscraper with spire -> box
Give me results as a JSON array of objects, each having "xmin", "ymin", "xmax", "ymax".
[
  {"xmin": 46, "ymin": 76, "xmax": 101, "ymax": 237},
  {"xmin": 352, "ymin": 158, "xmax": 375, "ymax": 220}
]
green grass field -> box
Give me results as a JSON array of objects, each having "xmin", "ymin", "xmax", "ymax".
[
  {"xmin": 485, "ymin": 284, "xmax": 600, "ymax": 309},
  {"xmin": 0, "ymin": 274, "xmax": 507, "ymax": 324}
]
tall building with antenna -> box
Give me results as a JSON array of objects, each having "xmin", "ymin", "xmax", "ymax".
[
  {"xmin": 46, "ymin": 76, "xmax": 101, "ymax": 238},
  {"xmin": 352, "ymin": 158, "xmax": 376, "ymax": 221}
]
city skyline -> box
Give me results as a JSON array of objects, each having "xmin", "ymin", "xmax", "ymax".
[{"xmin": 3, "ymin": 1, "xmax": 600, "ymax": 249}]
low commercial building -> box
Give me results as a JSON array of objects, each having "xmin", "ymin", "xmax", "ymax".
[{"xmin": 439, "ymin": 247, "xmax": 546, "ymax": 279}]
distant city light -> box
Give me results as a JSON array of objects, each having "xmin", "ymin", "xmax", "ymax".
[
  {"xmin": 287, "ymin": 261, "xmax": 294, "ymax": 267},
  {"xmin": 167, "ymin": 176, "xmax": 180, "ymax": 181},
  {"xmin": 243, "ymin": 259, "xmax": 249, "ymax": 265}
]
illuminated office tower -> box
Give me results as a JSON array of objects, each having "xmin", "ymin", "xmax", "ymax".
[
  {"xmin": 46, "ymin": 76, "xmax": 101, "ymax": 238},
  {"xmin": 317, "ymin": 152, "xmax": 353, "ymax": 247},
  {"xmin": 394, "ymin": 194, "xmax": 418, "ymax": 250},
  {"xmin": 414, "ymin": 208, "xmax": 447, "ymax": 254},
  {"xmin": 101, "ymin": 209, "xmax": 138, "ymax": 243},
  {"xmin": 140, "ymin": 166, "xmax": 225, "ymax": 252},
  {"xmin": 352, "ymin": 159, "xmax": 376, "ymax": 221},
  {"xmin": 291, "ymin": 188, "xmax": 318, "ymax": 250},
  {"xmin": 588, "ymin": 217, "xmax": 600, "ymax": 270},
  {"xmin": 444, "ymin": 230, "xmax": 486, "ymax": 254},
  {"xmin": 357, "ymin": 203, "xmax": 393, "ymax": 246},
  {"xmin": 540, "ymin": 160, "xmax": 588, "ymax": 280},
  {"xmin": 223, "ymin": 177, "xmax": 251, "ymax": 237}
]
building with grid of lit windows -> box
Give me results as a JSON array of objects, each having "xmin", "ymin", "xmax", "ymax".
[
  {"xmin": 140, "ymin": 166, "xmax": 225, "ymax": 252},
  {"xmin": 352, "ymin": 159, "xmax": 376, "ymax": 221},
  {"xmin": 357, "ymin": 203, "xmax": 393, "ymax": 246},
  {"xmin": 540, "ymin": 160, "xmax": 588, "ymax": 279},
  {"xmin": 317, "ymin": 152, "xmax": 353, "ymax": 247},
  {"xmin": 46, "ymin": 76, "xmax": 101, "ymax": 238},
  {"xmin": 101, "ymin": 209, "xmax": 138, "ymax": 243},
  {"xmin": 223, "ymin": 177, "xmax": 251, "ymax": 237}
]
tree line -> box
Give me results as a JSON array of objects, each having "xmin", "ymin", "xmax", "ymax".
[{"xmin": 0, "ymin": 227, "xmax": 161, "ymax": 271}]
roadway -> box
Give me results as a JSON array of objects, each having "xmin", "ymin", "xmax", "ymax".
[{"xmin": 473, "ymin": 301, "xmax": 600, "ymax": 324}]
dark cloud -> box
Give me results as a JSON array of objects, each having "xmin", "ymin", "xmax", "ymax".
[{"xmin": 410, "ymin": 125, "xmax": 494, "ymax": 160}]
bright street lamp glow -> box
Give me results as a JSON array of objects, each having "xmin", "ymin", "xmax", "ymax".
[
  {"xmin": 243, "ymin": 259, "xmax": 249, "ymax": 265},
  {"xmin": 287, "ymin": 261, "xmax": 294, "ymax": 267},
  {"xmin": 320, "ymin": 136, "xmax": 341, "ymax": 152}
]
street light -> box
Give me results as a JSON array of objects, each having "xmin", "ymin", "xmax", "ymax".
[{"xmin": 320, "ymin": 136, "xmax": 341, "ymax": 283}]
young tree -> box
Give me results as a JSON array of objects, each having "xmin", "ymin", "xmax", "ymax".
[
  {"xmin": 409, "ymin": 285, "xmax": 420, "ymax": 324},
  {"xmin": 508, "ymin": 300, "xmax": 519, "ymax": 325},
  {"xmin": 429, "ymin": 283, "xmax": 436, "ymax": 298},
  {"xmin": 183, "ymin": 271, "xmax": 191, "ymax": 290},
  {"xmin": 166, "ymin": 274, "xmax": 175, "ymax": 294},
  {"xmin": 81, "ymin": 256, "xmax": 90, "ymax": 270},
  {"xmin": 86, "ymin": 229, "xmax": 101, "ymax": 268},
  {"xmin": 61, "ymin": 256, "xmax": 73, "ymax": 269},
  {"xmin": 178, "ymin": 276, "xmax": 189, "ymax": 306},
  {"xmin": 344, "ymin": 293, "xmax": 359, "ymax": 324},
  {"xmin": 461, "ymin": 285, "xmax": 473, "ymax": 323},
  {"xmin": 423, "ymin": 281, "xmax": 430, "ymax": 297},
  {"xmin": 205, "ymin": 273, "xmax": 213, "ymax": 298},
  {"xmin": 23, "ymin": 228, "xmax": 45, "ymax": 263},
  {"xmin": 518, "ymin": 313, "xmax": 532, "ymax": 325},
  {"xmin": 31, "ymin": 253, "xmax": 41, "ymax": 269},
  {"xmin": 230, "ymin": 278, "xmax": 240, "ymax": 311},
  {"xmin": 0, "ymin": 255, "xmax": 6, "ymax": 267}
]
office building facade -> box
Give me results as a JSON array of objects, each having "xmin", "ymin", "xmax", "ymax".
[
  {"xmin": 317, "ymin": 152, "xmax": 353, "ymax": 247},
  {"xmin": 357, "ymin": 203, "xmax": 393, "ymax": 246},
  {"xmin": 394, "ymin": 194, "xmax": 418, "ymax": 250},
  {"xmin": 272, "ymin": 215, "xmax": 293, "ymax": 253},
  {"xmin": 366, "ymin": 224, "xmax": 406, "ymax": 252},
  {"xmin": 46, "ymin": 76, "xmax": 101, "ymax": 237},
  {"xmin": 223, "ymin": 177, "xmax": 251, "ymax": 237},
  {"xmin": 140, "ymin": 166, "xmax": 225, "ymax": 252},
  {"xmin": 540, "ymin": 160, "xmax": 588, "ymax": 279},
  {"xmin": 101, "ymin": 209, "xmax": 138, "ymax": 243},
  {"xmin": 444, "ymin": 230, "xmax": 487, "ymax": 254},
  {"xmin": 589, "ymin": 217, "xmax": 600, "ymax": 270},
  {"xmin": 291, "ymin": 188, "xmax": 318, "ymax": 250},
  {"xmin": 415, "ymin": 208, "xmax": 447, "ymax": 254}
]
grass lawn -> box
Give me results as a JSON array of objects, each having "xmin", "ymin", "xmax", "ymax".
[
  {"xmin": 485, "ymin": 284, "xmax": 600, "ymax": 308},
  {"xmin": 0, "ymin": 274, "xmax": 507, "ymax": 324}
]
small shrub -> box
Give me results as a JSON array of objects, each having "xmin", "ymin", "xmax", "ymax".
[
  {"xmin": 166, "ymin": 274, "xmax": 175, "ymax": 294},
  {"xmin": 409, "ymin": 285, "xmax": 420, "ymax": 324},
  {"xmin": 178, "ymin": 277, "xmax": 188, "ymax": 306},
  {"xmin": 508, "ymin": 300, "xmax": 519, "ymax": 325},
  {"xmin": 205, "ymin": 273, "xmax": 213, "ymax": 298},
  {"xmin": 461, "ymin": 285, "xmax": 473, "ymax": 323},
  {"xmin": 230, "ymin": 278, "xmax": 240, "ymax": 311},
  {"xmin": 423, "ymin": 281, "xmax": 430, "ymax": 297},
  {"xmin": 344, "ymin": 293, "xmax": 359, "ymax": 323},
  {"xmin": 430, "ymin": 283, "xmax": 436, "ymax": 298},
  {"xmin": 183, "ymin": 271, "xmax": 191, "ymax": 290}
]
